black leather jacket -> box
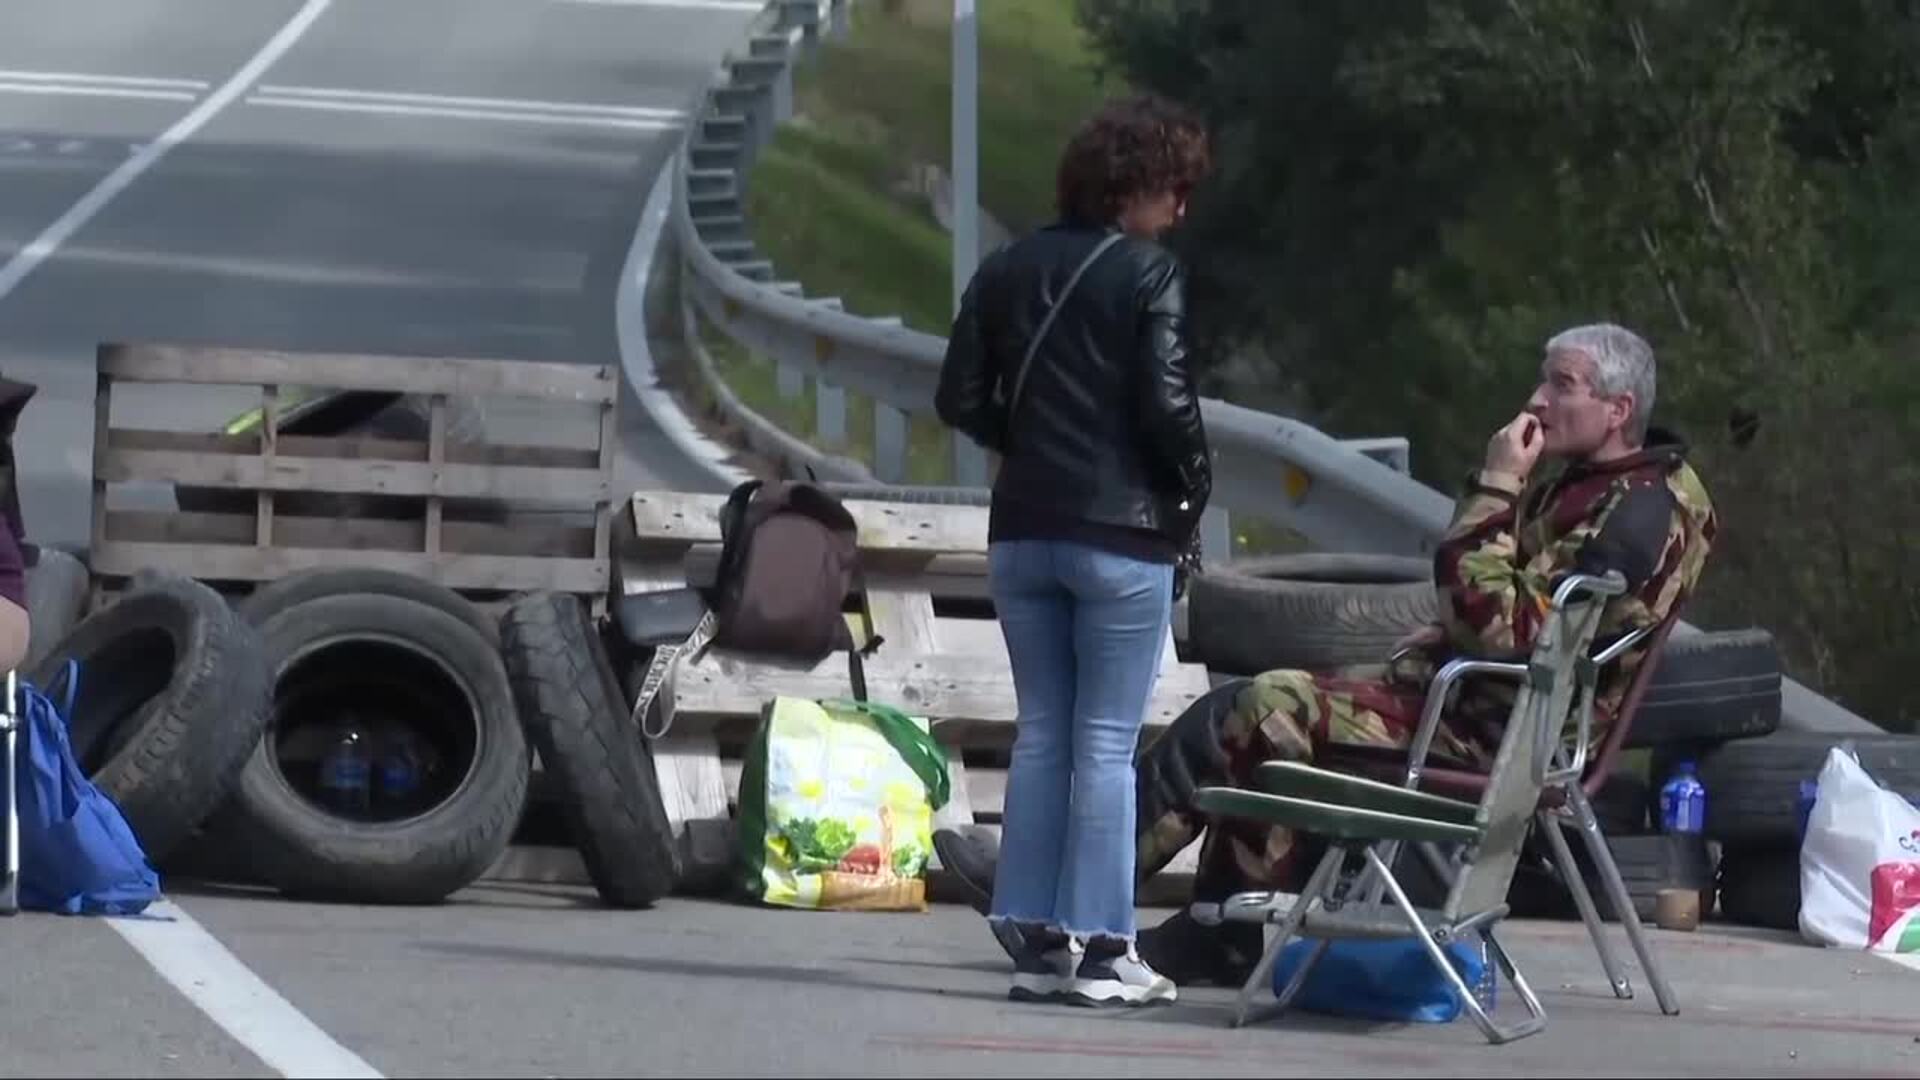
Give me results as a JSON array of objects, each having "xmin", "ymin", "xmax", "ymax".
[{"xmin": 935, "ymin": 222, "xmax": 1211, "ymax": 543}]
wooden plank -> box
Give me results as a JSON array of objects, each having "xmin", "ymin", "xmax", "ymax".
[
  {"xmin": 90, "ymin": 541, "xmax": 607, "ymax": 592},
  {"xmin": 861, "ymin": 590, "xmax": 938, "ymax": 654},
  {"xmin": 630, "ymin": 491, "xmax": 988, "ymax": 553},
  {"xmin": 670, "ymin": 650, "xmax": 1208, "ymax": 731},
  {"xmin": 679, "ymin": 545, "xmax": 992, "ymax": 600},
  {"xmin": 100, "ymin": 448, "xmax": 609, "ymax": 503},
  {"xmin": 103, "ymin": 509, "xmax": 596, "ymax": 558},
  {"xmin": 107, "ymin": 428, "xmax": 601, "ymax": 470},
  {"xmin": 425, "ymin": 395, "xmax": 447, "ymax": 556},
  {"xmin": 255, "ymin": 383, "xmax": 278, "ymax": 548},
  {"xmin": 90, "ymin": 373, "xmax": 110, "ymax": 554},
  {"xmin": 99, "ymin": 343, "xmax": 618, "ymax": 403},
  {"xmin": 592, "ymin": 401, "xmax": 616, "ymax": 564}
]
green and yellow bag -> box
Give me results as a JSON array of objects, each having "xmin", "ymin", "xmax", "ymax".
[{"xmin": 735, "ymin": 697, "xmax": 951, "ymax": 911}]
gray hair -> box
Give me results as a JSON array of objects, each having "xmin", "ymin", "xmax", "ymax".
[{"xmin": 1545, "ymin": 322, "xmax": 1657, "ymax": 443}]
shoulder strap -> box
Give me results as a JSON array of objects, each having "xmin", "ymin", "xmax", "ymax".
[
  {"xmin": 712, "ymin": 478, "xmax": 765, "ymax": 599},
  {"xmin": 1005, "ymin": 232, "xmax": 1125, "ymax": 425}
]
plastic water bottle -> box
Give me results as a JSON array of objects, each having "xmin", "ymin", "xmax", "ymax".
[
  {"xmin": 377, "ymin": 732, "xmax": 423, "ymax": 810},
  {"xmin": 1797, "ymin": 779, "xmax": 1819, "ymax": 841},
  {"xmin": 320, "ymin": 727, "xmax": 372, "ymax": 815},
  {"xmin": 1659, "ymin": 760, "xmax": 1708, "ymax": 835},
  {"xmin": 1474, "ymin": 941, "xmax": 1498, "ymax": 1012}
]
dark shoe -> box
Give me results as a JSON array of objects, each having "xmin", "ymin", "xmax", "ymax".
[
  {"xmin": 1136, "ymin": 908, "xmax": 1263, "ymax": 987},
  {"xmin": 1067, "ymin": 936, "xmax": 1176, "ymax": 1007},
  {"xmin": 931, "ymin": 826, "xmax": 998, "ymax": 916},
  {"xmin": 992, "ymin": 919, "xmax": 1078, "ymax": 1003}
]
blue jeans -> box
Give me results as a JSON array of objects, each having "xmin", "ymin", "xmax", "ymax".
[{"xmin": 986, "ymin": 539, "xmax": 1174, "ymax": 940}]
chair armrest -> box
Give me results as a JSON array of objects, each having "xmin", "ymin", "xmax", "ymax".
[
  {"xmin": 1256, "ymin": 762, "xmax": 1479, "ymax": 827},
  {"xmin": 1407, "ymin": 658, "xmax": 1526, "ymax": 789},
  {"xmin": 1193, "ymin": 787, "xmax": 1484, "ymax": 846}
]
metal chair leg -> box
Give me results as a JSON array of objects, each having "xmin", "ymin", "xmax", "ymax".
[
  {"xmin": 1537, "ymin": 808, "xmax": 1634, "ymax": 999},
  {"xmin": 1229, "ymin": 847, "xmax": 1343, "ymax": 1029},
  {"xmin": 1566, "ymin": 786, "xmax": 1680, "ymax": 1016},
  {"xmin": 1365, "ymin": 847, "xmax": 1548, "ymax": 1045},
  {"xmin": 2, "ymin": 682, "xmax": 18, "ymax": 917}
]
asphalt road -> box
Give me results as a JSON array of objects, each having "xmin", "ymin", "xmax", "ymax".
[
  {"xmin": 0, "ymin": 0, "xmax": 737, "ymax": 548},
  {"xmin": 5, "ymin": 1, "xmax": 1919, "ymax": 1077},
  {"xmin": 7, "ymin": 880, "xmax": 1919, "ymax": 1078}
]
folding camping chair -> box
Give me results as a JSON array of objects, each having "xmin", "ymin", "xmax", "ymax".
[
  {"xmin": 3, "ymin": 670, "xmax": 18, "ymax": 916},
  {"xmin": 1318, "ymin": 612, "xmax": 1685, "ymax": 1016},
  {"xmin": 1186, "ymin": 571, "xmax": 1630, "ymax": 1044}
]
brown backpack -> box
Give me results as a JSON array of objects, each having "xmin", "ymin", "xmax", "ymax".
[
  {"xmin": 627, "ymin": 479, "xmax": 881, "ymax": 738},
  {"xmin": 709, "ymin": 479, "xmax": 874, "ymax": 665}
]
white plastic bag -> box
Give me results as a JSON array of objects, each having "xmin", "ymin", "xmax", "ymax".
[{"xmin": 1798, "ymin": 747, "xmax": 1920, "ymax": 953}]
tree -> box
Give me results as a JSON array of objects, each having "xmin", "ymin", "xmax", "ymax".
[{"xmin": 1079, "ymin": 0, "xmax": 1920, "ymax": 729}]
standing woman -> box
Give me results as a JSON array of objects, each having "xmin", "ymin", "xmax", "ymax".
[{"xmin": 935, "ymin": 94, "xmax": 1212, "ymax": 1008}]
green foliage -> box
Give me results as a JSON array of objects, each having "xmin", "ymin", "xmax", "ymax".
[{"xmin": 1080, "ymin": 0, "xmax": 1920, "ymax": 729}]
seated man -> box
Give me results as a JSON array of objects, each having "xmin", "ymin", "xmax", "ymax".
[{"xmin": 936, "ymin": 321, "xmax": 1717, "ymax": 984}]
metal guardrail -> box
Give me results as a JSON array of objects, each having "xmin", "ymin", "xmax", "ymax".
[{"xmin": 651, "ymin": 0, "xmax": 1883, "ymax": 734}]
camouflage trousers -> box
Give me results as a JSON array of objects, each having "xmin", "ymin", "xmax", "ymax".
[{"xmin": 1135, "ymin": 666, "xmax": 1495, "ymax": 900}]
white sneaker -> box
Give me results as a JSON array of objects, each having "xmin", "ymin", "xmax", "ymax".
[
  {"xmin": 994, "ymin": 920, "xmax": 1082, "ymax": 1003},
  {"xmin": 1069, "ymin": 938, "xmax": 1177, "ymax": 1007}
]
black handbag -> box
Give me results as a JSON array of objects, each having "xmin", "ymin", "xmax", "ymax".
[{"xmin": 611, "ymin": 587, "xmax": 717, "ymax": 740}]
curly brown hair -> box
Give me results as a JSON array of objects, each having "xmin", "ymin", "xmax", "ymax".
[{"xmin": 1055, "ymin": 94, "xmax": 1211, "ymax": 226}]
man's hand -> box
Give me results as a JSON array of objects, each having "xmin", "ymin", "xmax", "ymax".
[
  {"xmin": 1390, "ymin": 622, "xmax": 1445, "ymax": 658},
  {"xmin": 1484, "ymin": 412, "xmax": 1545, "ymax": 479}
]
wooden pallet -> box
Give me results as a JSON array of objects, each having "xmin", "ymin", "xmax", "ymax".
[
  {"xmin": 609, "ymin": 489, "xmax": 1213, "ymax": 902},
  {"xmin": 88, "ymin": 343, "xmax": 619, "ymax": 606}
]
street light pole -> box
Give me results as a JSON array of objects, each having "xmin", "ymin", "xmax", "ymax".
[{"xmin": 952, "ymin": 0, "xmax": 979, "ymax": 315}]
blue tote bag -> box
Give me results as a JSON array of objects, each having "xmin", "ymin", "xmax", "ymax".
[{"xmin": 11, "ymin": 663, "xmax": 161, "ymax": 916}]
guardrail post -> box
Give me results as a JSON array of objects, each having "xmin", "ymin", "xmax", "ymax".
[
  {"xmin": 874, "ymin": 402, "xmax": 909, "ymax": 484},
  {"xmin": 770, "ymin": 58, "xmax": 795, "ymax": 126},
  {"xmin": 776, "ymin": 357, "xmax": 804, "ymax": 400},
  {"xmin": 817, "ymin": 381, "xmax": 846, "ymax": 446},
  {"xmin": 951, "ymin": 434, "xmax": 988, "ymax": 487}
]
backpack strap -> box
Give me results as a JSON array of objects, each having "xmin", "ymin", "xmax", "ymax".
[
  {"xmin": 1004, "ymin": 231, "xmax": 1124, "ymax": 430},
  {"xmin": 713, "ymin": 478, "xmax": 765, "ymax": 606}
]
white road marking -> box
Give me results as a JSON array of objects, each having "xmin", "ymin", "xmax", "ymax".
[
  {"xmin": 247, "ymin": 95, "xmax": 683, "ymax": 131},
  {"xmin": 0, "ymin": 0, "xmax": 333, "ymax": 306},
  {"xmin": 0, "ymin": 80, "xmax": 196, "ymax": 103},
  {"xmin": 254, "ymin": 84, "xmax": 685, "ymax": 121},
  {"xmin": 108, "ymin": 900, "xmax": 382, "ymax": 1079},
  {"xmin": 0, "ymin": 68, "xmax": 210, "ymax": 91}
]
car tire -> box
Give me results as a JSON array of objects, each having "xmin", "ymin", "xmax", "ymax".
[
  {"xmin": 1185, "ymin": 554, "xmax": 1438, "ymax": 675},
  {"xmin": 500, "ymin": 592, "xmax": 680, "ymax": 907},
  {"xmin": 25, "ymin": 573, "xmax": 272, "ymax": 862},
  {"xmin": 224, "ymin": 592, "xmax": 529, "ymax": 904}
]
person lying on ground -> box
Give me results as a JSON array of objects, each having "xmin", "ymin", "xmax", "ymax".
[{"xmin": 934, "ymin": 321, "xmax": 1718, "ymax": 987}]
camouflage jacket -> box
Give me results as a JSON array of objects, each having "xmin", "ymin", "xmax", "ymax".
[{"xmin": 1409, "ymin": 428, "xmax": 1718, "ymax": 749}]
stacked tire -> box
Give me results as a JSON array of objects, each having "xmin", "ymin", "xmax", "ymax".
[
  {"xmin": 207, "ymin": 569, "xmax": 531, "ymax": 904},
  {"xmin": 25, "ymin": 572, "xmax": 274, "ymax": 867},
  {"xmin": 23, "ymin": 562, "xmax": 685, "ymax": 908},
  {"xmin": 1699, "ymin": 732, "xmax": 1920, "ymax": 931}
]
